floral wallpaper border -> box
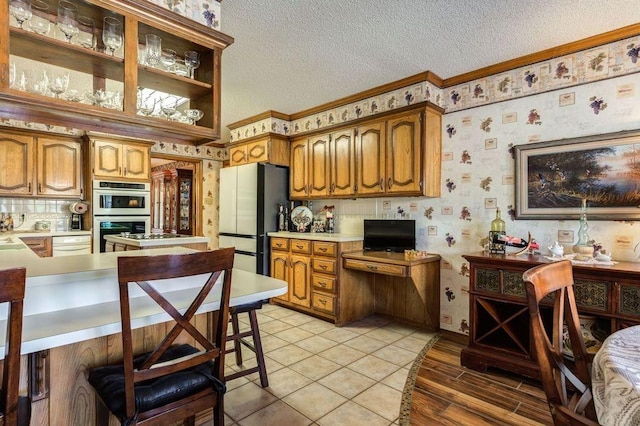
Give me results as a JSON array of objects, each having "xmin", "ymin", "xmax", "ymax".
[{"xmin": 228, "ymin": 34, "xmax": 640, "ymax": 144}]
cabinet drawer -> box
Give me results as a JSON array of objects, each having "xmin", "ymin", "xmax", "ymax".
[
  {"xmin": 312, "ymin": 292, "xmax": 335, "ymax": 314},
  {"xmin": 313, "ymin": 241, "xmax": 337, "ymax": 257},
  {"xmin": 343, "ymin": 259, "xmax": 407, "ymax": 277},
  {"xmin": 313, "ymin": 258, "xmax": 336, "ymax": 275},
  {"xmin": 290, "ymin": 239, "xmax": 311, "ymax": 254},
  {"xmin": 312, "ymin": 274, "xmax": 336, "ymax": 293},
  {"xmin": 271, "ymin": 238, "xmax": 289, "ymax": 251}
]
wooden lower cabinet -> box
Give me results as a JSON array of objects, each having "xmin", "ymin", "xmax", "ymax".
[
  {"xmin": 23, "ymin": 313, "xmax": 214, "ymax": 425},
  {"xmin": 462, "ymin": 252, "xmax": 640, "ymax": 380},
  {"xmin": 20, "ymin": 236, "xmax": 52, "ymax": 257},
  {"xmin": 270, "ymin": 237, "xmax": 362, "ymax": 323}
]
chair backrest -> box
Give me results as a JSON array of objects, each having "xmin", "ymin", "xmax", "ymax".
[
  {"xmin": 0, "ymin": 267, "xmax": 26, "ymax": 426},
  {"xmin": 522, "ymin": 260, "xmax": 599, "ymax": 425},
  {"xmin": 116, "ymin": 248, "xmax": 234, "ymax": 422}
]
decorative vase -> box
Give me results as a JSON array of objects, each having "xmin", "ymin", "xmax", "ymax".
[
  {"xmin": 562, "ymin": 315, "xmax": 603, "ymax": 359},
  {"xmin": 573, "ymin": 198, "xmax": 594, "ymax": 257}
]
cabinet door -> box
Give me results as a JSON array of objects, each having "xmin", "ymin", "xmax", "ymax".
[
  {"xmin": 93, "ymin": 141, "xmax": 123, "ymax": 178},
  {"xmin": 355, "ymin": 121, "xmax": 386, "ymax": 196},
  {"xmin": 0, "ymin": 133, "xmax": 33, "ymax": 195},
  {"xmin": 386, "ymin": 112, "xmax": 422, "ymax": 194},
  {"xmin": 271, "ymin": 251, "xmax": 290, "ymax": 302},
  {"xmin": 330, "ymin": 129, "xmax": 355, "ymax": 196},
  {"xmin": 229, "ymin": 144, "xmax": 248, "ymax": 166},
  {"xmin": 123, "ymin": 144, "xmax": 150, "ymax": 180},
  {"xmin": 308, "ymin": 134, "xmax": 330, "ymax": 197},
  {"xmin": 289, "ymin": 254, "xmax": 311, "ymax": 308},
  {"xmin": 36, "ymin": 138, "xmax": 82, "ymax": 197},
  {"xmin": 290, "ymin": 138, "xmax": 308, "ymax": 198},
  {"xmin": 247, "ymin": 140, "xmax": 269, "ymax": 163}
]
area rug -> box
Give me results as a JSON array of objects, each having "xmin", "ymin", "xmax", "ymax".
[{"xmin": 398, "ymin": 333, "xmax": 441, "ymax": 426}]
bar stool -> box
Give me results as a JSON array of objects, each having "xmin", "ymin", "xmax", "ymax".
[
  {"xmin": 225, "ymin": 300, "xmax": 269, "ymax": 387},
  {"xmin": 0, "ymin": 267, "xmax": 31, "ymax": 426}
]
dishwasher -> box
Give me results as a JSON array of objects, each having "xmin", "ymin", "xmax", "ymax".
[{"xmin": 52, "ymin": 235, "xmax": 92, "ymax": 257}]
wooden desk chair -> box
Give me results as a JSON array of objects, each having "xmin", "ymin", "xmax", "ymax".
[
  {"xmin": 88, "ymin": 248, "xmax": 234, "ymax": 426},
  {"xmin": 0, "ymin": 267, "xmax": 31, "ymax": 426},
  {"xmin": 522, "ymin": 260, "xmax": 599, "ymax": 425},
  {"xmin": 225, "ymin": 300, "xmax": 269, "ymax": 387}
]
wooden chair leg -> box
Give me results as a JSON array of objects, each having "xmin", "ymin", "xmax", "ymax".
[
  {"xmin": 95, "ymin": 396, "xmax": 111, "ymax": 426},
  {"xmin": 213, "ymin": 395, "xmax": 224, "ymax": 426},
  {"xmin": 248, "ymin": 309, "xmax": 268, "ymax": 388},
  {"xmin": 231, "ymin": 312, "xmax": 243, "ymax": 365}
]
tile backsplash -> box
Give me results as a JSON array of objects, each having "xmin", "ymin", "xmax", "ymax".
[{"xmin": 0, "ymin": 197, "xmax": 77, "ymax": 231}]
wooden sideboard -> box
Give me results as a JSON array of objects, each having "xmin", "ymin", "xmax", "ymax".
[{"xmin": 462, "ymin": 252, "xmax": 640, "ymax": 379}]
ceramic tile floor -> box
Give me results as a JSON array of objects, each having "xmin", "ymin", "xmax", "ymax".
[{"xmin": 222, "ymin": 303, "xmax": 437, "ymax": 426}]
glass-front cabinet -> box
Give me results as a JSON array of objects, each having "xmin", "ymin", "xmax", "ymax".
[
  {"xmin": 151, "ymin": 168, "xmax": 193, "ymax": 234},
  {"xmin": 1, "ymin": 0, "xmax": 233, "ymax": 144}
]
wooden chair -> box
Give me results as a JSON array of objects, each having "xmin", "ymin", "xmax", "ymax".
[
  {"xmin": 522, "ymin": 260, "xmax": 599, "ymax": 426},
  {"xmin": 0, "ymin": 267, "xmax": 31, "ymax": 426},
  {"xmin": 88, "ymin": 248, "xmax": 234, "ymax": 426},
  {"xmin": 225, "ymin": 301, "xmax": 269, "ymax": 387}
]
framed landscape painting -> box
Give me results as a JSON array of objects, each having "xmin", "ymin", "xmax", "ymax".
[{"xmin": 515, "ymin": 130, "xmax": 640, "ymax": 220}]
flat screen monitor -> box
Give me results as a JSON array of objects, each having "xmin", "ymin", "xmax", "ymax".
[{"xmin": 363, "ymin": 219, "xmax": 415, "ymax": 252}]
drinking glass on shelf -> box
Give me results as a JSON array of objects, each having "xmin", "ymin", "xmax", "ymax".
[
  {"xmin": 76, "ymin": 16, "xmax": 96, "ymax": 49},
  {"xmin": 183, "ymin": 109, "xmax": 203, "ymax": 125},
  {"xmin": 23, "ymin": 69, "xmax": 48, "ymax": 95},
  {"xmin": 160, "ymin": 48, "xmax": 176, "ymax": 70},
  {"xmin": 102, "ymin": 16, "xmax": 122, "ymax": 56},
  {"xmin": 9, "ymin": 0, "xmax": 33, "ymax": 29},
  {"xmin": 144, "ymin": 34, "xmax": 162, "ymax": 67},
  {"xmin": 9, "ymin": 63, "xmax": 16, "ymax": 89},
  {"xmin": 184, "ymin": 50, "xmax": 200, "ymax": 79},
  {"xmin": 28, "ymin": 0, "xmax": 50, "ymax": 35},
  {"xmin": 160, "ymin": 96, "xmax": 178, "ymax": 119},
  {"xmin": 46, "ymin": 70, "xmax": 69, "ymax": 98},
  {"xmin": 56, "ymin": 0, "xmax": 78, "ymax": 43}
]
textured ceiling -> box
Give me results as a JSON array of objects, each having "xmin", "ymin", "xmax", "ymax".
[{"xmin": 220, "ymin": 0, "xmax": 640, "ymax": 141}]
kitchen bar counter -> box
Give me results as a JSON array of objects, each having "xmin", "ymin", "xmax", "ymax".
[
  {"xmin": 0, "ymin": 247, "xmax": 287, "ymax": 356},
  {"xmin": 268, "ymin": 231, "xmax": 363, "ymax": 242}
]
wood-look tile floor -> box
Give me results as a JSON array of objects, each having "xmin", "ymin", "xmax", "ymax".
[{"xmin": 409, "ymin": 337, "xmax": 553, "ymax": 425}]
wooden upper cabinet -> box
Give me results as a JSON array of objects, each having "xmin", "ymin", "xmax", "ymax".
[
  {"xmin": 92, "ymin": 139, "xmax": 150, "ymax": 181},
  {"xmin": 0, "ymin": 133, "xmax": 33, "ymax": 195},
  {"xmin": 228, "ymin": 134, "xmax": 289, "ymax": 167},
  {"xmin": 355, "ymin": 121, "xmax": 386, "ymax": 196},
  {"xmin": 386, "ymin": 112, "xmax": 422, "ymax": 194},
  {"xmin": 0, "ymin": 0, "xmax": 233, "ymax": 145},
  {"xmin": 290, "ymin": 138, "xmax": 309, "ymax": 198},
  {"xmin": 308, "ymin": 134, "xmax": 330, "ymax": 197},
  {"xmin": 330, "ymin": 129, "xmax": 355, "ymax": 197},
  {"xmin": 0, "ymin": 131, "xmax": 82, "ymax": 198},
  {"xmin": 36, "ymin": 137, "xmax": 83, "ymax": 197}
]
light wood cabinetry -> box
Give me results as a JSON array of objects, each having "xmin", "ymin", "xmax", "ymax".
[
  {"xmin": 91, "ymin": 138, "xmax": 151, "ymax": 181},
  {"xmin": 228, "ymin": 134, "xmax": 289, "ymax": 167},
  {"xmin": 270, "ymin": 236, "xmax": 362, "ymax": 323},
  {"xmin": 0, "ymin": 0, "xmax": 233, "ymax": 145},
  {"xmin": 20, "ymin": 236, "xmax": 52, "ymax": 257},
  {"xmin": 290, "ymin": 102, "xmax": 442, "ymax": 199},
  {"xmin": 0, "ymin": 131, "xmax": 82, "ymax": 198}
]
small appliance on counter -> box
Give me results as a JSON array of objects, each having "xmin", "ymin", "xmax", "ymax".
[{"xmin": 69, "ymin": 201, "xmax": 89, "ymax": 230}]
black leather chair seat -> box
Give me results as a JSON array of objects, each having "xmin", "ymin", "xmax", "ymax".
[{"xmin": 88, "ymin": 344, "xmax": 226, "ymax": 422}]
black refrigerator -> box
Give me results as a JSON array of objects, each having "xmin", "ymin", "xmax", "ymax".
[{"xmin": 218, "ymin": 163, "xmax": 288, "ymax": 275}]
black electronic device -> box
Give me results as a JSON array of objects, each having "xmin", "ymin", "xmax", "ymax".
[{"xmin": 363, "ymin": 219, "xmax": 415, "ymax": 252}]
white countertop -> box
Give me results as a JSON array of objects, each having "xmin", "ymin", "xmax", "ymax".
[
  {"xmin": 104, "ymin": 234, "xmax": 210, "ymax": 247},
  {"xmin": 0, "ymin": 247, "xmax": 287, "ymax": 357},
  {"xmin": 4, "ymin": 230, "xmax": 92, "ymax": 238},
  {"xmin": 268, "ymin": 231, "xmax": 363, "ymax": 242}
]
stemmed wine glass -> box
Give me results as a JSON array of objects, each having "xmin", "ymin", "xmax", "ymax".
[
  {"xmin": 56, "ymin": 0, "xmax": 78, "ymax": 43},
  {"xmin": 102, "ymin": 16, "xmax": 122, "ymax": 56},
  {"xmin": 160, "ymin": 96, "xmax": 178, "ymax": 119},
  {"xmin": 28, "ymin": 0, "xmax": 50, "ymax": 35},
  {"xmin": 9, "ymin": 0, "xmax": 33, "ymax": 29},
  {"xmin": 46, "ymin": 70, "xmax": 69, "ymax": 98},
  {"xmin": 184, "ymin": 50, "xmax": 200, "ymax": 79}
]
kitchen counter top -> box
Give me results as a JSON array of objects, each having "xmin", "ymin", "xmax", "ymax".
[
  {"xmin": 3, "ymin": 230, "xmax": 92, "ymax": 238},
  {"xmin": 0, "ymin": 247, "xmax": 287, "ymax": 357},
  {"xmin": 268, "ymin": 231, "xmax": 363, "ymax": 242},
  {"xmin": 104, "ymin": 234, "xmax": 210, "ymax": 247}
]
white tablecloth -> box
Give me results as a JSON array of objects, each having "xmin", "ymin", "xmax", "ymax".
[{"xmin": 592, "ymin": 325, "xmax": 640, "ymax": 426}]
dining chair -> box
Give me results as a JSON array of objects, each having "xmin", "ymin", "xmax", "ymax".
[
  {"xmin": 88, "ymin": 248, "xmax": 234, "ymax": 426},
  {"xmin": 522, "ymin": 260, "xmax": 599, "ymax": 426},
  {"xmin": 225, "ymin": 300, "xmax": 269, "ymax": 387},
  {"xmin": 0, "ymin": 267, "xmax": 31, "ymax": 426}
]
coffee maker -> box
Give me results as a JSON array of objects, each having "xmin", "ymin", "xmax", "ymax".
[{"xmin": 69, "ymin": 202, "xmax": 88, "ymax": 230}]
